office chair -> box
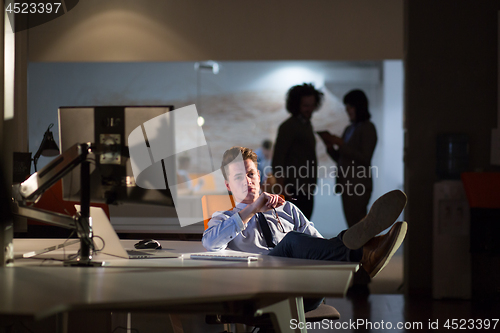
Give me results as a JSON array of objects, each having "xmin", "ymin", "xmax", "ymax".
[{"xmin": 201, "ymin": 194, "xmax": 340, "ymax": 332}]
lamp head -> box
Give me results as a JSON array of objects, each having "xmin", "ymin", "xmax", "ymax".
[
  {"xmin": 33, "ymin": 123, "xmax": 60, "ymax": 172},
  {"xmin": 40, "ymin": 129, "xmax": 59, "ymax": 157}
]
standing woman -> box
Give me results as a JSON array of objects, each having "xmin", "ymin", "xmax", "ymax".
[{"xmin": 324, "ymin": 89, "xmax": 377, "ymax": 228}]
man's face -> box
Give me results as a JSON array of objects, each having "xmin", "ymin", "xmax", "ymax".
[
  {"xmin": 299, "ymin": 95, "xmax": 317, "ymax": 120},
  {"xmin": 225, "ymin": 159, "xmax": 261, "ymax": 204}
]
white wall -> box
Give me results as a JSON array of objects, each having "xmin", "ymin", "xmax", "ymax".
[{"xmin": 310, "ymin": 61, "xmax": 404, "ymax": 237}]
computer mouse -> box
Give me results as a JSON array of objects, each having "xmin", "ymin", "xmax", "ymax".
[{"xmin": 134, "ymin": 239, "xmax": 162, "ymax": 250}]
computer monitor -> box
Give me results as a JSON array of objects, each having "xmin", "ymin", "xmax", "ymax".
[{"xmin": 58, "ymin": 106, "xmax": 175, "ymax": 207}]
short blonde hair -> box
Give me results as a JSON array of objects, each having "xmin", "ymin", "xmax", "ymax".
[{"xmin": 221, "ymin": 146, "xmax": 258, "ymax": 180}]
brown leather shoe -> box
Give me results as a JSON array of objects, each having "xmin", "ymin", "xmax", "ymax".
[
  {"xmin": 360, "ymin": 221, "xmax": 407, "ymax": 278},
  {"xmin": 343, "ymin": 190, "xmax": 407, "ymax": 250}
]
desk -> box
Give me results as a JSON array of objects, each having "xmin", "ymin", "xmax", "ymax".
[{"xmin": 1, "ymin": 239, "xmax": 358, "ymax": 333}]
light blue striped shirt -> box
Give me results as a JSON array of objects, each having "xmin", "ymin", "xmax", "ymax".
[{"xmin": 202, "ymin": 201, "xmax": 323, "ymax": 254}]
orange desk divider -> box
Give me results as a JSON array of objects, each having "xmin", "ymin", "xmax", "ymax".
[
  {"xmin": 201, "ymin": 195, "xmax": 236, "ymax": 230},
  {"xmin": 30, "ymin": 180, "xmax": 110, "ymax": 225},
  {"xmin": 461, "ymin": 172, "xmax": 500, "ymax": 209}
]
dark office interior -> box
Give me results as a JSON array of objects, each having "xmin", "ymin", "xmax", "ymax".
[{"xmin": 2, "ymin": 1, "xmax": 500, "ymax": 332}]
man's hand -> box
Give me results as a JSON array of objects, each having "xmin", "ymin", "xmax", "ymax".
[
  {"xmin": 252, "ymin": 192, "xmax": 285, "ymax": 212},
  {"xmin": 238, "ymin": 192, "xmax": 285, "ymax": 224}
]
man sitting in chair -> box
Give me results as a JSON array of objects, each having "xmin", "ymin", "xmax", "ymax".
[{"xmin": 202, "ymin": 146, "xmax": 407, "ymax": 311}]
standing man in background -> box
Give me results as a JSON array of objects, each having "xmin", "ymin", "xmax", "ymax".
[
  {"xmin": 255, "ymin": 139, "xmax": 273, "ymax": 186},
  {"xmin": 272, "ymin": 83, "xmax": 324, "ymax": 219}
]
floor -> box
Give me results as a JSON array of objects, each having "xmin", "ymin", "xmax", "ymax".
[
  {"xmin": 309, "ymin": 249, "xmax": 500, "ymax": 333},
  {"xmin": 314, "ymin": 294, "xmax": 500, "ymax": 333},
  {"xmin": 366, "ymin": 247, "xmax": 404, "ymax": 295}
]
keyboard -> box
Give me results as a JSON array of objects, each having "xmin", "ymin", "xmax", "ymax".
[{"xmin": 190, "ymin": 253, "xmax": 259, "ymax": 262}]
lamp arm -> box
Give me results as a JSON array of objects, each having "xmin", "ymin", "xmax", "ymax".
[
  {"xmin": 11, "ymin": 202, "xmax": 76, "ymax": 229},
  {"xmin": 15, "ymin": 143, "xmax": 89, "ymax": 202}
]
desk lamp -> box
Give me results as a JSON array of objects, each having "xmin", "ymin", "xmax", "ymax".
[{"xmin": 33, "ymin": 123, "xmax": 60, "ymax": 172}]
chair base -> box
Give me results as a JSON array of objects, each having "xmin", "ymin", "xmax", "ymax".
[
  {"xmin": 304, "ymin": 303, "xmax": 340, "ymax": 322},
  {"xmin": 206, "ymin": 303, "xmax": 340, "ymax": 331}
]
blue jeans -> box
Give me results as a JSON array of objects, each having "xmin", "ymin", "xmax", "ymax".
[{"xmin": 268, "ymin": 231, "xmax": 363, "ymax": 311}]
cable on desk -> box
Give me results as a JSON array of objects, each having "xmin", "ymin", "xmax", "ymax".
[
  {"xmin": 62, "ymin": 230, "xmax": 76, "ymax": 261},
  {"xmin": 92, "ymin": 235, "xmax": 105, "ymax": 252},
  {"xmin": 17, "ymin": 233, "xmax": 103, "ymax": 264},
  {"xmin": 14, "ymin": 231, "xmax": 79, "ymax": 264},
  {"xmin": 73, "ymin": 210, "xmax": 96, "ymax": 253}
]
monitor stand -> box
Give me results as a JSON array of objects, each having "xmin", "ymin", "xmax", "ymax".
[{"xmin": 12, "ymin": 143, "xmax": 102, "ymax": 266}]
